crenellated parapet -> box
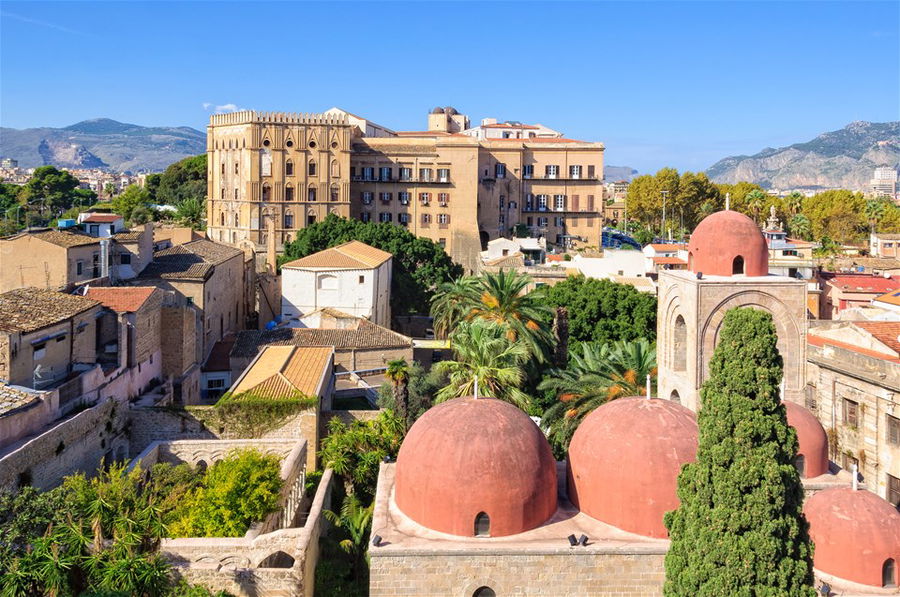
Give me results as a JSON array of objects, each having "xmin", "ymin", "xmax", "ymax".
[{"xmin": 209, "ymin": 110, "xmax": 349, "ymax": 127}]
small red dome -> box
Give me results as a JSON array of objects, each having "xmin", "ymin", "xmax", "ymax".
[
  {"xmin": 394, "ymin": 397, "xmax": 557, "ymax": 537},
  {"xmin": 783, "ymin": 401, "xmax": 829, "ymax": 478},
  {"xmin": 688, "ymin": 210, "xmax": 768, "ymax": 277},
  {"xmin": 805, "ymin": 488, "xmax": 900, "ymax": 587},
  {"xmin": 567, "ymin": 397, "xmax": 698, "ymax": 538}
]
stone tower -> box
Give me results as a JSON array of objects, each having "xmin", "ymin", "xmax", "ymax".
[{"xmin": 657, "ymin": 210, "xmax": 808, "ymax": 412}]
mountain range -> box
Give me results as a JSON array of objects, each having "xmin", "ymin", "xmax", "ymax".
[
  {"xmin": 707, "ymin": 121, "xmax": 900, "ymax": 191},
  {"xmin": 0, "ymin": 118, "xmax": 207, "ymax": 172}
]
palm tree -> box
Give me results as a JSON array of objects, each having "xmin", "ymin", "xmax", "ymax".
[
  {"xmin": 324, "ymin": 494, "xmax": 374, "ymax": 585},
  {"xmin": 866, "ymin": 198, "xmax": 887, "ymax": 233},
  {"xmin": 434, "ymin": 320, "xmax": 531, "ymax": 409},
  {"xmin": 785, "ymin": 191, "xmax": 803, "ymax": 216},
  {"xmin": 385, "ymin": 358, "xmax": 410, "ymax": 430},
  {"xmin": 788, "ymin": 214, "xmax": 812, "ymax": 241},
  {"xmin": 175, "ymin": 197, "xmax": 204, "ymax": 230},
  {"xmin": 430, "ymin": 276, "xmax": 479, "ymax": 338},
  {"xmin": 539, "ymin": 339, "xmax": 657, "ymax": 449},
  {"xmin": 746, "ymin": 190, "xmax": 766, "ymax": 223},
  {"xmin": 103, "ymin": 182, "xmax": 117, "ymax": 199}
]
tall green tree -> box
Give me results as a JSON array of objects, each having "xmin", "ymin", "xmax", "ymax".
[
  {"xmin": 745, "ymin": 189, "xmax": 767, "ymax": 223},
  {"xmin": 157, "ymin": 154, "xmax": 207, "ymax": 206},
  {"xmin": 664, "ymin": 308, "xmax": 814, "ymax": 596},
  {"xmin": 323, "ymin": 494, "xmax": 374, "ymax": 586},
  {"xmin": 19, "ymin": 166, "xmax": 81, "ymax": 213},
  {"xmin": 112, "ymin": 184, "xmax": 151, "ymax": 220},
  {"xmin": 430, "ymin": 276, "xmax": 480, "ymax": 338},
  {"xmin": 175, "ymin": 197, "xmax": 205, "ymax": 229},
  {"xmin": 385, "ymin": 358, "xmax": 411, "ymax": 430},
  {"xmin": 785, "ymin": 191, "xmax": 804, "ymax": 216},
  {"xmin": 788, "ymin": 214, "xmax": 812, "ymax": 241},
  {"xmin": 625, "ymin": 168, "xmax": 720, "ymax": 232},
  {"xmin": 866, "ymin": 198, "xmax": 888, "ymax": 233}
]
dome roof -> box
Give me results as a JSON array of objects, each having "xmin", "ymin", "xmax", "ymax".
[
  {"xmin": 567, "ymin": 397, "xmax": 698, "ymax": 538},
  {"xmin": 394, "ymin": 397, "xmax": 558, "ymax": 537},
  {"xmin": 431, "ymin": 106, "xmax": 444, "ymax": 114},
  {"xmin": 782, "ymin": 401, "xmax": 829, "ymax": 478},
  {"xmin": 805, "ymin": 488, "xmax": 900, "ymax": 587},
  {"xmin": 687, "ymin": 210, "xmax": 768, "ymax": 277}
]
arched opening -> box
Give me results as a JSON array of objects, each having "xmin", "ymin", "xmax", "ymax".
[
  {"xmin": 308, "ymin": 161, "xmax": 317, "ymax": 176},
  {"xmin": 285, "ymin": 160, "xmax": 294, "ymax": 176},
  {"xmin": 793, "ymin": 454, "xmax": 805, "ymax": 478},
  {"xmin": 479, "ymin": 230, "xmax": 489, "ymax": 251},
  {"xmin": 732, "ymin": 255, "xmax": 744, "ymax": 275},
  {"xmin": 220, "ymin": 212, "xmax": 225, "ymax": 226},
  {"xmin": 331, "ymin": 160, "xmax": 340, "ymax": 178},
  {"xmin": 307, "ymin": 209, "xmax": 317, "ymax": 226},
  {"xmin": 196, "ymin": 459, "xmax": 208, "ymax": 472},
  {"xmin": 670, "ymin": 389, "xmax": 680, "ymax": 404},
  {"xmin": 330, "ymin": 184, "xmax": 340, "ymax": 202},
  {"xmin": 258, "ymin": 551, "xmax": 295, "ymax": 568},
  {"xmin": 285, "ymin": 183, "xmax": 294, "ymax": 202},
  {"xmin": 261, "ymin": 184, "xmax": 271, "ymax": 202},
  {"xmin": 688, "ymin": 251, "xmax": 693, "ymax": 270},
  {"xmin": 473, "ymin": 588, "xmax": 496, "ymax": 597},
  {"xmin": 233, "ymin": 213, "xmax": 239, "ymax": 227},
  {"xmin": 884, "ymin": 558, "xmax": 896, "ymax": 588},
  {"xmin": 673, "ymin": 315, "xmax": 686, "ymax": 372},
  {"xmin": 284, "ymin": 210, "xmax": 294, "ymax": 229},
  {"xmin": 474, "ymin": 512, "xmax": 490, "ymax": 537}
]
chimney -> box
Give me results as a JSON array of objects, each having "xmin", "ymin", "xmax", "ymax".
[
  {"xmin": 851, "ymin": 463, "xmax": 858, "ymax": 490},
  {"xmin": 266, "ymin": 217, "xmax": 277, "ymax": 275}
]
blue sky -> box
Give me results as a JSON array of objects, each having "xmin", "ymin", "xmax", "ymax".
[{"xmin": 1, "ymin": 1, "xmax": 898, "ymax": 172}]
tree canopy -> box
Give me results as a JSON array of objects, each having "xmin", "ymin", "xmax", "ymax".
[
  {"xmin": 664, "ymin": 308, "xmax": 814, "ymax": 596},
  {"xmin": 153, "ymin": 153, "xmax": 207, "ymax": 206},
  {"xmin": 282, "ymin": 213, "xmax": 463, "ymax": 315}
]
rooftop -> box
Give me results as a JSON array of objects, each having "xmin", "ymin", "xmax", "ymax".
[
  {"xmin": 282, "ymin": 240, "xmax": 392, "ymax": 270},
  {"xmin": 648, "ymin": 244, "xmax": 684, "ymax": 252},
  {"xmin": 82, "ymin": 214, "xmax": 123, "ymax": 223},
  {"xmin": 873, "ymin": 289, "xmax": 900, "ymax": 307},
  {"xmin": 230, "ymin": 345, "xmax": 332, "ymax": 399},
  {"xmin": 84, "ymin": 286, "xmax": 157, "ymax": 313},
  {"xmin": 821, "ymin": 273, "xmax": 900, "ymax": 293},
  {"xmin": 0, "ymin": 288, "xmax": 100, "ymax": 333},
  {"xmin": 112, "ymin": 230, "xmax": 145, "ymax": 243},
  {"xmin": 202, "ymin": 335, "xmax": 236, "ymax": 372},
  {"xmin": 5, "ymin": 228, "xmax": 100, "ymax": 248},
  {"xmin": 652, "ymin": 257, "xmax": 687, "ymax": 265},
  {"xmin": 853, "ymin": 321, "xmax": 900, "ymax": 354},
  {"xmin": 139, "ymin": 239, "xmax": 243, "ymax": 281},
  {"xmin": 231, "ymin": 320, "xmax": 412, "ymax": 359},
  {"xmin": 0, "ymin": 383, "xmax": 41, "ymax": 417}
]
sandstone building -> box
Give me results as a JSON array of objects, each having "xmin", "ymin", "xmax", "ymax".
[{"xmin": 205, "ymin": 107, "xmax": 604, "ymax": 271}]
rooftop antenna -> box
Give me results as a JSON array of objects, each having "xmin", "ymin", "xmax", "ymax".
[
  {"xmin": 646, "ymin": 374, "xmax": 651, "ymax": 399},
  {"xmin": 725, "ymin": 193, "xmax": 731, "ymax": 211},
  {"xmin": 851, "ymin": 463, "xmax": 858, "ymax": 491}
]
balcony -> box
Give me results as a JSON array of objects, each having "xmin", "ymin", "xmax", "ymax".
[
  {"xmin": 351, "ymin": 176, "xmax": 451, "ymax": 185},
  {"xmin": 521, "ymin": 205, "xmax": 600, "ymax": 214}
]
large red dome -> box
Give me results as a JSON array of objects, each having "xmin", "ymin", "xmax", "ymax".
[
  {"xmin": 805, "ymin": 487, "xmax": 900, "ymax": 587},
  {"xmin": 783, "ymin": 401, "xmax": 829, "ymax": 478},
  {"xmin": 394, "ymin": 397, "xmax": 558, "ymax": 537},
  {"xmin": 688, "ymin": 210, "xmax": 768, "ymax": 277},
  {"xmin": 567, "ymin": 397, "xmax": 698, "ymax": 538}
]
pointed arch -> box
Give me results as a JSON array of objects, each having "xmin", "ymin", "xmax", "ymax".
[
  {"xmin": 331, "ymin": 159, "xmax": 340, "ymax": 178},
  {"xmin": 285, "ymin": 159, "xmax": 294, "ymax": 176},
  {"xmin": 285, "ymin": 182, "xmax": 294, "ymax": 202},
  {"xmin": 308, "ymin": 159, "xmax": 317, "ymax": 176}
]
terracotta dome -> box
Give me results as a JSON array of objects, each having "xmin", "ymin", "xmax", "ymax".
[
  {"xmin": 394, "ymin": 397, "xmax": 557, "ymax": 537},
  {"xmin": 687, "ymin": 210, "xmax": 768, "ymax": 277},
  {"xmin": 782, "ymin": 401, "xmax": 829, "ymax": 478},
  {"xmin": 567, "ymin": 397, "xmax": 698, "ymax": 538},
  {"xmin": 805, "ymin": 487, "xmax": 900, "ymax": 587}
]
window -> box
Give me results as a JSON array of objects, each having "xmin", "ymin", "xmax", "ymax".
[
  {"xmin": 673, "ymin": 315, "xmax": 686, "ymax": 371},
  {"xmin": 331, "ymin": 159, "xmax": 340, "ymax": 177},
  {"xmin": 262, "ymin": 185, "xmax": 271, "ymax": 202},
  {"xmin": 419, "ymin": 168, "xmax": 433, "ymax": 181},
  {"xmin": 889, "ymin": 414, "xmax": 900, "ymax": 445},
  {"xmin": 572, "ymin": 195, "xmax": 580, "ymax": 211},
  {"xmin": 285, "ymin": 160, "xmax": 294, "ymax": 176},
  {"xmin": 570, "ymin": 165, "xmax": 582, "ymax": 179},
  {"xmin": 33, "ymin": 343, "xmax": 46, "ymax": 360},
  {"xmin": 555, "ymin": 195, "xmax": 566, "ymax": 211},
  {"xmin": 285, "ymin": 186, "xmax": 294, "ymax": 202},
  {"xmin": 438, "ymin": 237, "xmax": 446, "ymax": 247},
  {"xmin": 495, "ymin": 163, "xmax": 506, "ymax": 178},
  {"xmin": 546, "ymin": 164, "xmax": 559, "ymax": 179},
  {"xmin": 438, "ymin": 193, "xmax": 449, "ymax": 207},
  {"xmin": 120, "ymin": 253, "xmax": 131, "ymax": 265},
  {"xmin": 308, "ymin": 187, "xmax": 317, "ymax": 202},
  {"xmin": 380, "ymin": 166, "xmax": 392, "ymax": 181},
  {"xmin": 587, "ymin": 165, "xmax": 595, "ymax": 178},
  {"xmin": 537, "ymin": 216, "xmax": 548, "ymax": 227},
  {"xmin": 221, "ymin": 163, "xmax": 225, "ymax": 175},
  {"xmin": 499, "ymin": 214, "xmax": 505, "ymax": 225},
  {"xmin": 884, "ymin": 559, "xmax": 897, "ymax": 588},
  {"xmin": 890, "ymin": 474, "xmax": 900, "ymax": 508},
  {"xmin": 474, "ymin": 512, "xmax": 490, "ymax": 537},
  {"xmin": 380, "ymin": 192, "xmax": 392, "ymax": 203},
  {"xmin": 330, "ymin": 186, "xmax": 339, "ymax": 202},
  {"xmin": 308, "ymin": 161, "xmax": 317, "ymax": 176},
  {"xmin": 361, "ymin": 211, "xmax": 371, "ymax": 223},
  {"xmin": 421, "ymin": 213, "xmax": 432, "ymax": 224},
  {"xmin": 398, "ymin": 213, "xmax": 410, "ymax": 225},
  {"xmin": 537, "ymin": 194, "xmax": 548, "ymax": 210},
  {"xmin": 554, "ymin": 216, "xmax": 564, "ymax": 227},
  {"xmin": 220, "ymin": 188, "xmax": 225, "ymax": 200},
  {"xmin": 358, "ymin": 275, "xmax": 365, "ymax": 284},
  {"xmin": 438, "ymin": 213, "xmax": 450, "ymax": 225},
  {"xmin": 523, "ymin": 164, "xmax": 533, "ymax": 179},
  {"xmin": 235, "ymin": 163, "xmax": 239, "ymax": 174},
  {"xmin": 286, "ymin": 139, "xmax": 294, "ymax": 148},
  {"xmin": 399, "ymin": 167, "xmax": 412, "ymax": 181},
  {"xmin": 363, "ymin": 167, "xmax": 374, "ymax": 181},
  {"xmin": 499, "ymin": 196, "xmax": 505, "ymax": 209},
  {"xmin": 208, "ymin": 378, "xmax": 226, "ymax": 389},
  {"xmin": 527, "ymin": 216, "xmax": 533, "ymax": 226},
  {"xmin": 284, "ymin": 213, "xmax": 294, "ymax": 228},
  {"xmin": 234, "ymin": 213, "xmax": 239, "ymax": 227},
  {"xmin": 420, "ymin": 192, "xmax": 430, "ymax": 204},
  {"xmin": 437, "ymin": 168, "xmax": 450, "ymax": 182},
  {"xmin": 318, "ymin": 274, "xmax": 337, "ymax": 290},
  {"xmin": 843, "ymin": 398, "xmax": 859, "ymax": 427},
  {"xmin": 379, "ymin": 212, "xmax": 392, "ymax": 223},
  {"xmin": 588, "ymin": 195, "xmax": 595, "ymax": 211},
  {"xmin": 525, "ymin": 194, "xmax": 534, "ymax": 210},
  {"xmin": 89, "ymin": 224, "xmax": 100, "ymax": 236},
  {"xmin": 399, "ymin": 192, "xmax": 410, "ymax": 205},
  {"xmin": 732, "ymin": 255, "xmax": 744, "ymax": 275},
  {"xmin": 361, "ymin": 192, "xmax": 373, "ymax": 205}
]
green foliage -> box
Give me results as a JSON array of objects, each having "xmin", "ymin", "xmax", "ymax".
[
  {"xmin": 282, "ymin": 213, "xmax": 463, "ymax": 315},
  {"xmin": 19, "ymin": 165, "xmax": 81, "ymax": 213},
  {"xmin": 0, "ymin": 181, "xmax": 21, "ymax": 214},
  {"xmin": 0, "ymin": 485, "xmax": 67, "ymax": 569},
  {"xmin": 800, "ymin": 189, "xmax": 866, "ymax": 244},
  {"xmin": 539, "ymin": 339, "xmax": 657, "ymax": 451},
  {"xmin": 169, "ymin": 449, "xmax": 283, "ymax": 538},
  {"xmin": 544, "ymin": 275, "xmax": 657, "ymax": 345},
  {"xmin": 323, "ymin": 493, "xmax": 373, "ymax": 586},
  {"xmin": 175, "ymin": 197, "xmax": 205, "ymax": 230},
  {"xmin": 112, "ymin": 184, "xmax": 151, "ymax": 220},
  {"xmin": 626, "ymin": 168, "xmax": 722, "ymax": 233},
  {"xmin": 156, "ymin": 154, "xmax": 207, "ymax": 206},
  {"xmin": 314, "ymin": 490, "xmax": 368, "ymax": 597},
  {"xmin": 211, "ymin": 390, "xmax": 318, "ymax": 437},
  {"xmin": 385, "ymin": 358, "xmax": 411, "ymax": 430},
  {"xmin": 663, "ymin": 308, "xmax": 814, "ymax": 596},
  {"xmin": 788, "ymin": 213, "xmax": 812, "ymax": 241},
  {"xmin": 130, "ymin": 205, "xmax": 154, "ymax": 224},
  {"xmin": 320, "ymin": 411, "xmax": 404, "ymax": 500},
  {"xmin": 377, "ymin": 361, "xmax": 442, "ymax": 424}
]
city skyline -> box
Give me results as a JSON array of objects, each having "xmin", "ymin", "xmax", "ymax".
[{"xmin": 1, "ymin": 1, "xmax": 898, "ymax": 173}]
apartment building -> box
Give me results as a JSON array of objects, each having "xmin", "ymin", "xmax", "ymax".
[{"xmin": 205, "ymin": 107, "xmax": 604, "ymax": 272}]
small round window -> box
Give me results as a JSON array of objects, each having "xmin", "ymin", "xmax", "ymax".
[
  {"xmin": 286, "ymin": 140, "xmax": 293, "ymax": 148},
  {"xmin": 309, "ymin": 140, "xmax": 317, "ymax": 148},
  {"xmin": 331, "ymin": 141, "xmax": 338, "ymax": 148},
  {"xmin": 262, "ymin": 139, "xmax": 270, "ymax": 147}
]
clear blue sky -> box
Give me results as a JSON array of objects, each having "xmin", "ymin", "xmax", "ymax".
[{"xmin": 1, "ymin": 1, "xmax": 898, "ymax": 173}]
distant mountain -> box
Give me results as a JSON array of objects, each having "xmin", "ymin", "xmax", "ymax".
[
  {"xmin": 604, "ymin": 165, "xmax": 639, "ymax": 182},
  {"xmin": 707, "ymin": 121, "xmax": 900, "ymax": 191},
  {"xmin": 0, "ymin": 118, "xmax": 207, "ymax": 172}
]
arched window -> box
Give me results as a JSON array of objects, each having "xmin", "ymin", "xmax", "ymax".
[
  {"xmin": 474, "ymin": 512, "xmax": 490, "ymax": 537},
  {"xmin": 234, "ymin": 213, "xmax": 239, "ymax": 227},
  {"xmin": 884, "ymin": 558, "xmax": 896, "ymax": 588},
  {"xmin": 793, "ymin": 455, "xmax": 806, "ymax": 478},
  {"xmin": 308, "ymin": 161, "xmax": 317, "ymax": 176},
  {"xmin": 331, "ymin": 159, "xmax": 340, "ymax": 177},
  {"xmin": 234, "ymin": 163, "xmax": 239, "ymax": 174},
  {"xmin": 221, "ymin": 163, "xmax": 225, "ymax": 175},
  {"xmin": 670, "ymin": 389, "xmax": 680, "ymax": 404},
  {"xmin": 258, "ymin": 551, "xmax": 295, "ymax": 568},
  {"xmin": 330, "ymin": 184, "xmax": 339, "ymax": 202},
  {"xmin": 262, "ymin": 184, "xmax": 271, "ymax": 202},
  {"xmin": 285, "ymin": 184, "xmax": 294, "ymax": 202},
  {"xmin": 285, "ymin": 160, "xmax": 293, "ymax": 176},
  {"xmin": 284, "ymin": 210, "xmax": 294, "ymax": 229},
  {"xmin": 473, "ymin": 588, "xmax": 496, "ymax": 597},
  {"xmin": 308, "ymin": 187, "xmax": 317, "ymax": 202},
  {"xmin": 732, "ymin": 255, "xmax": 744, "ymax": 275},
  {"xmin": 307, "ymin": 209, "xmax": 317, "ymax": 226},
  {"xmin": 318, "ymin": 274, "xmax": 337, "ymax": 290},
  {"xmin": 220, "ymin": 212, "xmax": 225, "ymax": 226}
]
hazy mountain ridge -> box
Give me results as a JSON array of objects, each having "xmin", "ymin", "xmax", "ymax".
[
  {"xmin": 0, "ymin": 118, "xmax": 207, "ymax": 172},
  {"xmin": 707, "ymin": 121, "xmax": 900, "ymax": 191},
  {"xmin": 604, "ymin": 165, "xmax": 639, "ymax": 182}
]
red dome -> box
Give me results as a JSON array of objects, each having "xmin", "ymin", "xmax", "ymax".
[
  {"xmin": 394, "ymin": 397, "xmax": 557, "ymax": 537},
  {"xmin": 567, "ymin": 397, "xmax": 698, "ymax": 538},
  {"xmin": 805, "ymin": 488, "xmax": 900, "ymax": 587},
  {"xmin": 783, "ymin": 401, "xmax": 829, "ymax": 478},
  {"xmin": 688, "ymin": 210, "xmax": 768, "ymax": 277}
]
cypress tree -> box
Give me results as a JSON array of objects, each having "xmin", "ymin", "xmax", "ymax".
[{"xmin": 663, "ymin": 308, "xmax": 814, "ymax": 596}]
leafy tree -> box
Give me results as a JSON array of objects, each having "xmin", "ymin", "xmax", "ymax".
[
  {"xmin": 144, "ymin": 172, "xmax": 162, "ymax": 202},
  {"xmin": 788, "ymin": 214, "xmax": 812, "ymax": 241},
  {"xmin": 174, "ymin": 197, "xmax": 205, "ymax": 229},
  {"xmin": 323, "ymin": 494, "xmax": 373, "ymax": 586},
  {"xmin": 544, "ymin": 276, "xmax": 657, "ymax": 345},
  {"xmin": 112, "ymin": 184, "xmax": 151, "ymax": 220},
  {"xmin": 538, "ymin": 339, "xmax": 656, "ymax": 450},
  {"xmin": 385, "ymin": 358, "xmax": 411, "ymax": 430},
  {"xmin": 130, "ymin": 205, "xmax": 153, "ymax": 224},
  {"xmin": 663, "ymin": 308, "xmax": 814, "ymax": 596},
  {"xmin": 866, "ymin": 197, "xmax": 888, "ymax": 233},
  {"xmin": 282, "ymin": 213, "xmax": 463, "ymax": 315},
  {"xmin": 377, "ymin": 361, "xmax": 442, "ymax": 424},
  {"xmin": 157, "ymin": 154, "xmax": 207, "ymax": 206},
  {"xmin": 19, "ymin": 166, "xmax": 81, "ymax": 213},
  {"xmin": 0, "ymin": 180, "xmax": 21, "ymax": 215},
  {"xmin": 800, "ymin": 189, "xmax": 866, "ymax": 244},
  {"xmin": 169, "ymin": 449, "xmax": 283, "ymax": 537},
  {"xmin": 625, "ymin": 168, "xmax": 720, "ymax": 232},
  {"xmin": 104, "ymin": 182, "xmax": 118, "ymax": 198},
  {"xmin": 785, "ymin": 191, "xmax": 804, "ymax": 216},
  {"xmin": 714, "ymin": 181, "xmax": 767, "ymax": 215},
  {"xmin": 434, "ymin": 319, "xmax": 531, "ymax": 409},
  {"xmin": 745, "ymin": 189, "xmax": 767, "ymax": 224}
]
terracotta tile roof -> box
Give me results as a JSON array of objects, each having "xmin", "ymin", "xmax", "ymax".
[
  {"xmin": 0, "ymin": 383, "xmax": 41, "ymax": 417},
  {"xmin": 483, "ymin": 252, "xmax": 525, "ymax": 267},
  {"xmin": 140, "ymin": 239, "xmax": 242, "ymax": 281},
  {"xmin": 231, "ymin": 321, "xmax": 412, "ymax": 358},
  {"xmin": 0, "ymin": 288, "xmax": 100, "ymax": 333},
  {"xmin": 873, "ymin": 290, "xmax": 900, "ymax": 306},
  {"xmin": 282, "ymin": 240, "xmax": 392, "ymax": 270},
  {"xmin": 649, "ymin": 244, "xmax": 683, "ymax": 252},
  {"xmin": 82, "ymin": 214, "xmax": 122, "ymax": 223},
  {"xmin": 231, "ymin": 345, "xmax": 332, "ymax": 399},
  {"xmin": 203, "ymin": 335, "xmax": 236, "ymax": 372},
  {"xmin": 8, "ymin": 228, "xmax": 100, "ymax": 248},
  {"xmin": 112, "ymin": 230, "xmax": 145, "ymax": 243},
  {"xmin": 653, "ymin": 256, "xmax": 687, "ymax": 265},
  {"xmin": 85, "ymin": 287, "xmax": 157, "ymax": 313},
  {"xmin": 853, "ymin": 321, "xmax": 900, "ymax": 354},
  {"xmin": 821, "ymin": 273, "xmax": 900, "ymax": 293}
]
